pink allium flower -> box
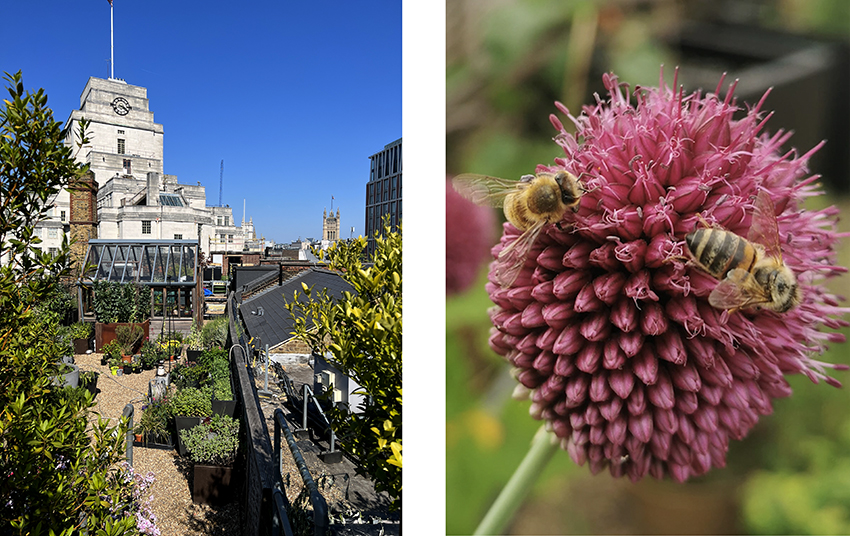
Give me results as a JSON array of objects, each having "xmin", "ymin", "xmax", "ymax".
[
  {"xmin": 487, "ymin": 70, "xmax": 849, "ymax": 482},
  {"xmin": 447, "ymin": 177, "xmax": 497, "ymax": 295}
]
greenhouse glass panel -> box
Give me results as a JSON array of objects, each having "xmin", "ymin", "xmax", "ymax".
[
  {"xmin": 97, "ymin": 245, "xmax": 114, "ymax": 280},
  {"xmin": 109, "ymin": 245, "xmax": 128, "ymax": 282},
  {"xmin": 82, "ymin": 240, "xmax": 199, "ymax": 287}
]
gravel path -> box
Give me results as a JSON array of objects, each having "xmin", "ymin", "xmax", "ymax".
[
  {"xmin": 76, "ymin": 352, "xmax": 398, "ymax": 535},
  {"xmin": 76, "ymin": 352, "xmax": 239, "ymax": 536}
]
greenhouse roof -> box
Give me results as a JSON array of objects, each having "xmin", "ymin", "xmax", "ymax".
[{"xmin": 80, "ymin": 239, "xmax": 199, "ymax": 286}]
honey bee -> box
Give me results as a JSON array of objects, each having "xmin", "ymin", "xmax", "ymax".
[
  {"xmin": 685, "ymin": 189, "xmax": 800, "ymax": 313},
  {"xmin": 452, "ymin": 170, "xmax": 583, "ymax": 288}
]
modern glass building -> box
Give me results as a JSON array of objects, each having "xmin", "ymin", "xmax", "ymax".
[{"xmin": 365, "ymin": 138, "xmax": 402, "ymax": 256}]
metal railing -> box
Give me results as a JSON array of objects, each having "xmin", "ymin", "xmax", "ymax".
[
  {"xmin": 274, "ymin": 408, "xmax": 329, "ymax": 536},
  {"xmin": 298, "ymin": 385, "xmax": 339, "ymax": 458},
  {"xmin": 122, "ymin": 403, "xmax": 134, "ymax": 467}
]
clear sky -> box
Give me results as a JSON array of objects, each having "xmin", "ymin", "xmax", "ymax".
[{"xmin": 2, "ymin": 0, "xmax": 401, "ymax": 244}]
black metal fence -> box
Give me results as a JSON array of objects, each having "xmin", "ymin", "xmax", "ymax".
[{"xmin": 227, "ymin": 291, "xmax": 293, "ymax": 536}]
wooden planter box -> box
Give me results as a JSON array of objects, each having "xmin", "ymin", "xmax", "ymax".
[
  {"xmin": 192, "ymin": 464, "xmax": 237, "ymax": 505},
  {"xmin": 95, "ymin": 320, "xmax": 150, "ymax": 352},
  {"xmin": 73, "ymin": 338, "xmax": 89, "ymax": 354},
  {"xmin": 174, "ymin": 416, "xmax": 203, "ymax": 457},
  {"xmin": 144, "ymin": 432, "xmax": 174, "ymax": 450}
]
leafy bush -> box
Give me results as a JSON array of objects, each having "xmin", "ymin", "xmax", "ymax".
[
  {"xmin": 286, "ymin": 217, "xmax": 402, "ymax": 509},
  {"xmin": 140, "ymin": 338, "xmax": 162, "ymax": 369},
  {"xmin": 115, "ymin": 324, "xmax": 143, "ymax": 355},
  {"xmin": 136, "ymin": 398, "xmax": 171, "ymax": 441},
  {"xmin": 0, "ymin": 71, "xmax": 135, "ymax": 534},
  {"xmin": 68, "ymin": 321, "xmax": 92, "ymax": 340},
  {"xmin": 201, "ymin": 316, "xmax": 228, "ymax": 350},
  {"xmin": 171, "ymin": 362, "xmax": 206, "ymax": 390},
  {"xmin": 168, "ymin": 386, "xmax": 213, "ymax": 418},
  {"xmin": 92, "ymin": 281, "xmax": 150, "ymax": 323},
  {"xmin": 185, "ymin": 321, "xmax": 203, "ymax": 351},
  {"xmin": 180, "ymin": 414, "xmax": 240, "ymax": 466},
  {"xmin": 102, "ymin": 339, "xmax": 122, "ymax": 359},
  {"xmin": 200, "ymin": 347, "xmax": 232, "ymax": 400}
]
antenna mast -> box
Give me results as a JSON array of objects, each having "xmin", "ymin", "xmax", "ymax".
[{"xmin": 219, "ymin": 159, "xmax": 224, "ymax": 207}]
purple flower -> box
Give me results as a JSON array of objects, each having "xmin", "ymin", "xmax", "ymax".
[
  {"xmin": 487, "ymin": 70, "xmax": 849, "ymax": 482},
  {"xmin": 447, "ymin": 177, "xmax": 498, "ymax": 295}
]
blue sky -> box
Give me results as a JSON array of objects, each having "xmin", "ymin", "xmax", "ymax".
[{"xmin": 2, "ymin": 0, "xmax": 401, "ymax": 243}]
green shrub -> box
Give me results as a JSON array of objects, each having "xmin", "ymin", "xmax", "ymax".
[
  {"xmin": 180, "ymin": 414, "xmax": 240, "ymax": 466},
  {"xmin": 137, "ymin": 398, "xmax": 171, "ymax": 441},
  {"xmin": 68, "ymin": 321, "xmax": 92, "ymax": 340},
  {"xmin": 168, "ymin": 386, "xmax": 212, "ymax": 418},
  {"xmin": 92, "ymin": 281, "xmax": 150, "ymax": 323},
  {"xmin": 201, "ymin": 316, "xmax": 228, "ymax": 350},
  {"xmin": 102, "ymin": 339, "xmax": 122, "ymax": 359},
  {"xmin": 115, "ymin": 323, "xmax": 143, "ymax": 355},
  {"xmin": 171, "ymin": 362, "xmax": 206, "ymax": 390},
  {"xmin": 0, "ymin": 71, "xmax": 135, "ymax": 533},
  {"xmin": 140, "ymin": 339, "xmax": 162, "ymax": 368}
]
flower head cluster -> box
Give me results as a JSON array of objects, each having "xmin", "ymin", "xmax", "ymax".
[
  {"xmin": 487, "ymin": 70, "xmax": 849, "ymax": 482},
  {"xmin": 447, "ymin": 177, "xmax": 497, "ymax": 295},
  {"xmin": 115, "ymin": 461, "xmax": 160, "ymax": 535}
]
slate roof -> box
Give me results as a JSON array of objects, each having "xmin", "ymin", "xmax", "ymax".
[{"xmin": 239, "ymin": 267, "xmax": 355, "ymax": 351}]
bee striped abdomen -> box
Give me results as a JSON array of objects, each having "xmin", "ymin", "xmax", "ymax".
[{"xmin": 687, "ymin": 228, "xmax": 757, "ymax": 279}]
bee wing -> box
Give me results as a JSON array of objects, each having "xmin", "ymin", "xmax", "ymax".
[
  {"xmin": 452, "ymin": 173, "xmax": 518, "ymax": 208},
  {"xmin": 747, "ymin": 189, "xmax": 783, "ymax": 261},
  {"xmin": 494, "ymin": 220, "xmax": 546, "ymax": 288},
  {"xmin": 708, "ymin": 268, "xmax": 771, "ymax": 311}
]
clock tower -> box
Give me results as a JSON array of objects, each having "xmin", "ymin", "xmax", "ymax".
[{"xmin": 64, "ymin": 77, "xmax": 164, "ymax": 188}]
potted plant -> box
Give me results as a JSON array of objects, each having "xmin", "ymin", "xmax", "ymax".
[
  {"xmin": 140, "ymin": 339, "xmax": 160, "ymax": 370},
  {"xmin": 201, "ymin": 347, "xmax": 238, "ymax": 418},
  {"xmin": 92, "ymin": 281, "xmax": 151, "ymax": 351},
  {"xmin": 185, "ymin": 322, "xmax": 203, "ymax": 363},
  {"xmin": 180, "ymin": 414, "xmax": 240, "ymax": 505},
  {"xmin": 101, "ymin": 340, "xmax": 121, "ymax": 366},
  {"xmin": 169, "ymin": 386, "xmax": 213, "ymax": 456},
  {"xmin": 51, "ymin": 361, "xmax": 80, "ymax": 389},
  {"xmin": 137, "ymin": 398, "xmax": 173, "ymax": 449},
  {"xmin": 109, "ymin": 354, "xmax": 123, "ymax": 376},
  {"xmin": 172, "ymin": 362, "xmax": 205, "ymax": 390},
  {"xmin": 79, "ymin": 370, "xmax": 99, "ymax": 398},
  {"xmin": 115, "ymin": 324, "xmax": 144, "ymax": 363},
  {"xmin": 69, "ymin": 321, "xmax": 93, "ymax": 354},
  {"xmin": 157, "ymin": 331, "xmax": 183, "ymax": 362}
]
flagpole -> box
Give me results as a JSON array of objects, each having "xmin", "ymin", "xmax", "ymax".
[{"xmin": 110, "ymin": 1, "xmax": 114, "ymax": 79}]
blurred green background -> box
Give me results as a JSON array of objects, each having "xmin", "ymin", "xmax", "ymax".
[{"xmin": 446, "ymin": 0, "xmax": 850, "ymax": 533}]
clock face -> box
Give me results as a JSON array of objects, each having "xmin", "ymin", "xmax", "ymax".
[{"xmin": 111, "ymin": 97, "xmax": 131, "ymax": 116}]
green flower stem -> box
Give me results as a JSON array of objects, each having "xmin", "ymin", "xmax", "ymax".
[{"xmin": 474, "ymin": 425, "xmax": 559, "ymax": 535}]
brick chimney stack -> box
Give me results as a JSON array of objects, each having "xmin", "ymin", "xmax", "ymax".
[{"xmin": 68, "ymin": 171, "xmax": 98, "ymax": 272}]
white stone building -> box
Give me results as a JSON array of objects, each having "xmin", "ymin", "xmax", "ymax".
[{"xmin": 33, "ymin": 76, "xmax": 260, "ymax": 258}]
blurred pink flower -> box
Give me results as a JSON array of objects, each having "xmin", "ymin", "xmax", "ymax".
[
  {"xmin": 487, "ymin": 71, "xmax": 849, "ymax": 482},
  {"xmin": 447, "ymin": 177, "xmax": 497, "ymax": 295}
]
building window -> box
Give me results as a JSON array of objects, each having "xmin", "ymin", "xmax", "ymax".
[
  {"xmin": 48, "ymin": 248, "xmax": 57, "ymax": 255},
  {"xmin": 174, "ymin": 234, "xmax": 182, "ymax": 240},
  {"xmin": 60, "ymin": 210, "xmax": 66, "ymax": 222},
  {"xmin": 118, "ymin": 129, "xmax": 124, "ymax": 134},
  {"xmin": 48, "ymin": 229, "xmax": 58, "ymax": 239},
  {"xmin": 123, "ymin": 159, "xmax": 131, "ymax": 174},
  {"xmin": 142, "ymin": 220, "xmax": 151, "ymax": 234},
  {"xmin": 224, "ymin": 216, "xmax": 229, "ymax": 226},
  {"xmin": 227, "ymin": 234, "xmax": 233, "ymax": 243},
  {"xmin": 117, "ymin": 138, "xmax": 125, "ymax": 154},
  {"xmin": 217, "ymin": 216, "xmax": 222, "ymax": 226}
]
